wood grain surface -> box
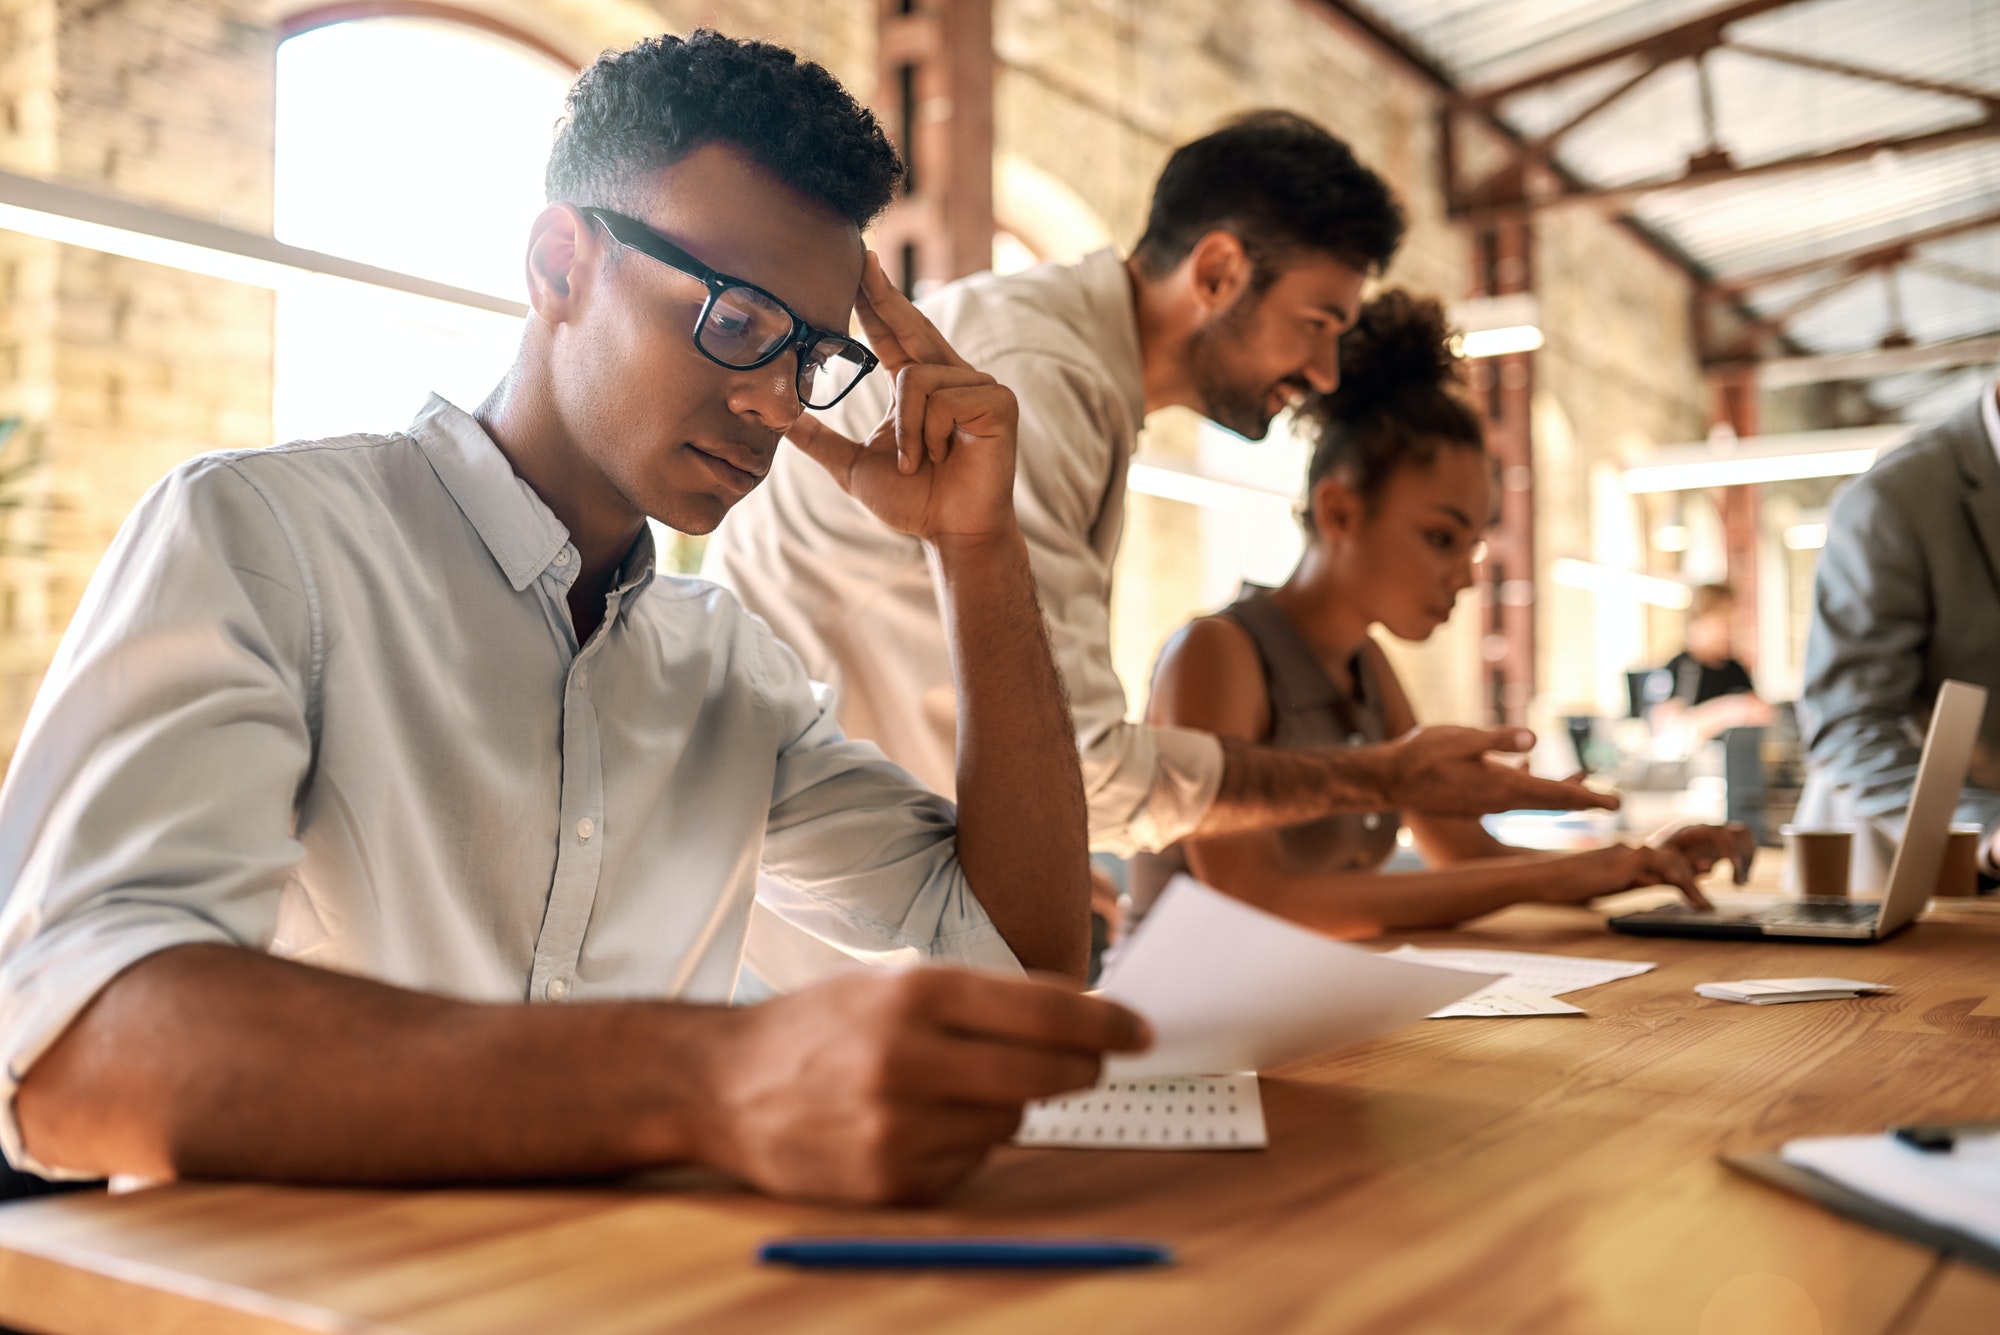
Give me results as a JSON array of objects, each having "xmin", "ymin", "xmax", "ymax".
[{"xmin": 4, "ymin": 895, "xmax": 1999, "ymax": 1335}]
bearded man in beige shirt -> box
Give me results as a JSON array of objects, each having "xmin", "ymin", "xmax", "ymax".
[{"xmin": 707, "ymin": 113, "xmax": 1609, "ymax": 947}]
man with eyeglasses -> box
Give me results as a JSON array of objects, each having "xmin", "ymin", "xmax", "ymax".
[
  {"xmin": 708, "ymin": 112, "xmax": 1616, "ymax": 959},
  {"xmin": 0, "ymin": 31, "xmax": 1146, "ymax": 1205}
]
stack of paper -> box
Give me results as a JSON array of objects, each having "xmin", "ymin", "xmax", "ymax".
[
  {"xmin": 1696, "ymin": 977, "xmax": 1895, "ymax": 1005},
  {"xmin": 1384, "ymin": 946, "xmax": 1656, "ymax": 1018}
]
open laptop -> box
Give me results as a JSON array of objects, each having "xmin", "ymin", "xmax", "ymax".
[{"xmin": 1610, "ymin": 679, "xmax": 1988, "ymax": 944}]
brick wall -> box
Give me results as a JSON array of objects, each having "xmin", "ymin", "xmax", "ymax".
[
  {"xmin": 0, "ymin": 0, "xmax": 1708, "ymax": 763},
  {"xmin": 0, "ymin": 1, "xmax": 278, "ymax": 763}
]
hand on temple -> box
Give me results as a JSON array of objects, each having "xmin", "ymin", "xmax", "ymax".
[{"xmin": 784, "ymin": 252, "xmax": 1019, "ymax": 551}]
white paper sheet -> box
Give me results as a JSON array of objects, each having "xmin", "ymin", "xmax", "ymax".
[
  {"xmin": 1430, "ymin": 989, "xmax": 1585, "ymax": 1018},
  {"xmin": 1096, "ymin": 876, "xmax": 1499, "ymax": 1078},
  {"xmin": 1016, "ymin": 1074, "xmax": 1267, "ymax": 1150},
  {"xmin": 1782, "ymin": 1135, "xmax": 2000, "ymax": 1249},
  {"xmin": 1385, "ymin": 947, "xmax": 1655, "ymax": 997},
  {"xmin": 1382, "ymin": 947, "xmax": 1655, "ymax": 1019}
]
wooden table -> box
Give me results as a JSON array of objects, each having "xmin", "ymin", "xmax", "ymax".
[{"xmin": 5, "ymin": 896, "xmax": 2000, "ymax": 1335}]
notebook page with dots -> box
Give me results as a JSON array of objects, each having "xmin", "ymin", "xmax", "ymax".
[{"xmin": 1015, "ymin": 1074, "xmax": 1267, "ymax": 1150}]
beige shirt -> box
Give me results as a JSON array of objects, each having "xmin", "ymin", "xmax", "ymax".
[{"xmin": 706, "ymin": 249, "xmax": 1224, "ymax": 856}]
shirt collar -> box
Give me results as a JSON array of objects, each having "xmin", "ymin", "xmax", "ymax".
[
  {"xmin": 1077, "ymin": 247, "xmax": 1149, "ymax": 428},
  {"xmin": 1983, "ymin": 379, "xmax": 2000, "ymax": 474},
  {"xmin": 408, "ymin": 394, "xmax": 574, "ymax": 592}
]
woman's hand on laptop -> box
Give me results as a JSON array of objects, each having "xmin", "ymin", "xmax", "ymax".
[
  {"xmin": 1536, "ymin": 823, "xmax": 1755, "ymax": 909},
  {"xmin": 784, "ymin": 252, "xmax": 1021, "ymax": 554},
  {"xmin": 1653, "ymin": 821, "xmax": 1756, "ymax": 888}
]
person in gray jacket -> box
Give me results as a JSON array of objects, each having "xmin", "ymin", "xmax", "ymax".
[{"xmin": 1798, "ymin": 379, "xmax": 2000, "ymax": 889}]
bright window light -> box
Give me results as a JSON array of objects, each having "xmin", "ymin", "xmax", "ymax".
[
  {"xmin": 1126, "ymin": 456, "xmax": 1304, "ymax": 512},
  {"xmin": 1783, "ymin": 522, "xmax": 1828, "ymax": 550},
  {"xmin": 1550, "ymin": 558, "xmax": 1692, "ymax": 610},
  {"xmin": 1650, "ymin": 524, "xmax": 1691, "ymax": 553},
  {"xmin": 273, "ymin": 19, "xmax": 572, "ymax": 442}
]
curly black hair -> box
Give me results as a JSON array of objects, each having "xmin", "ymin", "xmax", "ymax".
[
  {"xmin": 1300, "ymin": 290, "xmax": 1486, "ymax": 526},
  {"xmin": 545, "ymin": 30, "xmax": 903, "ymax": 228},
  {"xmin": 1131, "ymin": 110, "xmax": 1405, "ymax": 289}
]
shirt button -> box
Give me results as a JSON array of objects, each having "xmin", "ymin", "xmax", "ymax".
[
  {"xmin": 545, "ymin": 978, "xmax": 569, "ymax": 1002},
  {"xmin": 553, "ymin": 548, "xmax": 571, "ymax": 567},
  {"xmin": 576, "ymin": 816, "xmax": 595, "ymax": 841}
]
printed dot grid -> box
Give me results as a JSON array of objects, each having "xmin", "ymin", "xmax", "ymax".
[{"xmin": 1014, "ymin": 1075, "xmax": 1267, "ymax": 1150}]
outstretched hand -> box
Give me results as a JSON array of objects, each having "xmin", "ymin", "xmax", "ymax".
[
  {"xmin": 784, "ymin": 253, "xmax": 1019, "ymax": 548},
  {"xmin": 1379, "ymin": 726, "xmax": 1621, "ymax": 818}
]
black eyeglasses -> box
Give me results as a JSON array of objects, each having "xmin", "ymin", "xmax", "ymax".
[{"xmin": 581, "ymin": 206, "xmax": 879, "ymax": 411}]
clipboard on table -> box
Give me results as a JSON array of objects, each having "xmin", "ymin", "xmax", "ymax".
[{"xmin": 1726, "ymin": 1151, "xmax": 2000, "ymax": 1275}]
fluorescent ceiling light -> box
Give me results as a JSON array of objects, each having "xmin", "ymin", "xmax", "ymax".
[
  {"xmin": 0, "ymin": 167, "xmax": 525, "ymax": 318},
  {"xmin": 1621, "ymin": 426, "xmax": 1906, "ymax": 494},
  {"xmin": 1459, "ymin": 325, "xmax": 1544, "ymax": 358},
  {"xmin": 1550, "ymin": 557, "xmax": 1692, "ymax": 609},
  {"xmin": 1624, "ymin": 448, "xmax": 1877, "ymax": 493}
]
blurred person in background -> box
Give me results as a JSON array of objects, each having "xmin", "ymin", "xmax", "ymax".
[
  {"xmin": 1650, "ymin": 583, "xmax": 1773, "ymax": 744},
  {"xmin": 1799, "ymin": 374, "xmax": 2000, "ymax": 891},
  {"xmin": 707, "ymin": 113, "xmax": 1617, "ymax": 973},
  {"xmin": 1133, "ymin": 293, "xmax": 1752, "ymax": 935}
]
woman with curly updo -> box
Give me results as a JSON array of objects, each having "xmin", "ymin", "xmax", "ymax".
[{"xmin": 1132, "ymin": 291, "xmax": 1752, "ymax": 935}]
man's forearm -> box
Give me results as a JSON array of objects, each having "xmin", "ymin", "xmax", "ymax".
[
  {"xmin": 931, "ymin": 526, "xmax": 1091, "ymax": 979},
  {"xmin": 1191, "ymin": 728, "xmax": 1613, "ymax": 839},
  {"xmin": 17, "ymin": 944, "xmax": 717, "ymax": 1183},
  {"xmin": 1191, "ymin": 737, "xmax": 1393, "ymax": 839}
]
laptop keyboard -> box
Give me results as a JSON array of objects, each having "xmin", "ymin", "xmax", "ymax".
[{"xmin": 1745, "ymin": 901, "xmax": 1879, "ymax": 927}]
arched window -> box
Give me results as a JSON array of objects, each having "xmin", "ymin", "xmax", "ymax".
[{"xmin": 272, "ymin": 14, "xmax": 574, "ymax": 441}]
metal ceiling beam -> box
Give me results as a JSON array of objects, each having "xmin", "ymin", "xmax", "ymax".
[
  {"xmin": 1724, "ymin": 41, "xmax": 2000, "ymax": 114},
  {"xmin": 1465, "ymin": 0, "xmax": 1804, "ymax": 106},
  {"xmin": 1528, "ymin": 115, "xmax": 2000, "ymax": 213},
  {"xmin": 1911, "ymin": 258, "xmax": 2000, "ymax": 297},
  {"xmin": 1302, "ymin": 0, "xmax": 1810, "ymax": 364},
  {"xmin": 1712, "ymin": 206, "xmax": 2000, "ymax": 294},
  {"xmin": 1300, "ymin": 0, "xmax": 1724, "ymax": 282},
  {"xmin": 1747, "ymin": 333, "xmax": 2000, "ymax": 387}
]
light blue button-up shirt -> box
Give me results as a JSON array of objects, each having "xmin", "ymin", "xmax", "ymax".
[{"xmin": 0, "ymin": 396, "xmax": 1017, "ymax": 1174}]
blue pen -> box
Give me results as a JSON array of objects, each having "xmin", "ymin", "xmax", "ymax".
[{"xmin": 757, "ymin": 1237, "xmax": 1173, "ymax": 1269}]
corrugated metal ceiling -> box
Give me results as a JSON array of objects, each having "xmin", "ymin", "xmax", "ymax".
[{"xmin": 1349, "ymin": 0, "xmax": 2000, "ymax": 421}]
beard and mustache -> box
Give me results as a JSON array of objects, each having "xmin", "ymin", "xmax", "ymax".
[{"xmin": 1184, "ymin": 288, "xmax": 1312, "ymax": 441}]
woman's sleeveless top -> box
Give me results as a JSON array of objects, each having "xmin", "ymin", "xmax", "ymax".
[{"xmin": 1127, "ymin": 586, "xmax": 1402, "ymax": 920}]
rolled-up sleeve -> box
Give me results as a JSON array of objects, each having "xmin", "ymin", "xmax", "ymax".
[
  {"xmin": 993, "ymin": 351, "xmax": 1224, "ymax": 857},
  {"xmin": 0, "ymin": 460, "xmax": 315, "ymax": 1175},
  {"xmin": 749, "ymin": 622, "xmax": 1021, "ymax": 976}
]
